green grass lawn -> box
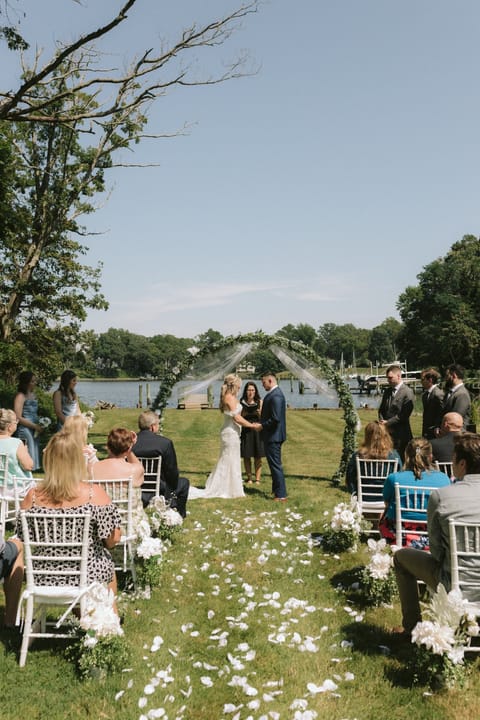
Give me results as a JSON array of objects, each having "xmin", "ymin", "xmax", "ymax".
[{"xmin": 1, "ymin": 407, "xmax": 479, "ymax": 720}]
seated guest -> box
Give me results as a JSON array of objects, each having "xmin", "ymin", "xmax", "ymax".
[
  {"xmin": 0, "ymin": 408, "xmax": 34, "ymax": 493},
  {"xmin": 18, "ymin": 432, "xmax": 121, "ymax": 597},
  {"xmin": 63, "ymin": 414, "xmax": 98, "ymax": 469},
  {"xmin": 430, "ymin": 412, "xmax": 463, "ymax": 463},
  {"xmin": 132, "ymin": 411, "xmax": 189, "ymax": 517},
  {"xmin": 346, "ymin": 421, "xmax": 402, "ymax": 495},
  {"xmin": 0, "ymin": 531, "xmax": 23, "ymax": 627},
  {"xmin": 91, "ymin": 427, "xmax": 144, "ymax": 516},
  {"xmin": 381, "ymin": 438, "xmax": 450, "ymax": 540},
  {"xmin": 393, "ymin": 433, "xmax": 480, "ymax": 636}
]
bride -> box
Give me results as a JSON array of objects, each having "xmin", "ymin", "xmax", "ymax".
[{"xmin": 189, "ymin": 374, "xmax": 256, "ymax": 499}]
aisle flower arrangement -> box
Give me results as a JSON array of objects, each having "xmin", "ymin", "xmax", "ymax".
[
  {"xmin": 68, "ymin": 583, "xmax": 129, "ymax": 680},
  {"xmin": 320, "ymin": 498, "xmax": 364, "ymax": 553},
  {"xmin": 357, "ymin": 538, "xmax": 397, "ymax": 606},
  {"xmin": 135, "ymin": 517, "xmax": 166, "ymax": 589},
  {"xmin": 146, "ymin": 495, "xmax": 183, "ymax": 542},
  {"xmin": 409, "ymin": 584, "xmax": 479, "ymax": 689}
]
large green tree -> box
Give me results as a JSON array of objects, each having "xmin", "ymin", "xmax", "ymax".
[
  {"xmin": 315, "ymin": 323, "xmax": 370, "ymax": 367},
  {"xmin": 368, "ymin": 317, "xmax": 402, "ymax": 366},
  {"xmin": 0, "ymin": 2, "xmax": 258, "ymax": 384},
  {"xmin": 397, "ymin": 235, "xmax": 480, "ymax": 369}
]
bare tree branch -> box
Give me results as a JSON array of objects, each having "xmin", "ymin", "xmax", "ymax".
[{"xmin": 0, "ymin": 1, "xmax": 259, "ymax": 124}]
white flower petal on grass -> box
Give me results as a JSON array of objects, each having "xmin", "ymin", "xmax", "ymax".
[
  {"xmin": 207, "ymin": 610, "xmax": 215, "ymax": 619},
  {"xmin": 115, "ymin": 691, "xmax": 124, "ymax": 701},
  {"xmin": 147, "ymin": 709, "xmax": 166, "ymax": 719},
  {"xmin": 247, "ymin": 699, "xmax": 261, "ymax": 710},
  {"xmin": 138, "ymin": 697, "xmax": 148, "ymax": 708},
  {"xmin": 290, "ymin": 699, "xmax": 308, "ymax": 710},
  {"xmin": 200, "ymin": 676, "xmax": 213, "ymax": 687},
  {"xmin": 344, "ymin": 672, "xmax": 355, "ymax": 681},
  {"xmin": 144, "ymin": 685, "xmax": 155, "ymax": 695},
  {"xmin": 224, "ymin": 703, "xmax": 243, "ymax": 713},
  {"xmin": 307, "ymin": 679, "xmax": 338, "ymax": 694}
]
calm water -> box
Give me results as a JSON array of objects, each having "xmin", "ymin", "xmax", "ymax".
[{"xmin": 74, "ymin": 378, "xmax": 380, "ymax": 410}]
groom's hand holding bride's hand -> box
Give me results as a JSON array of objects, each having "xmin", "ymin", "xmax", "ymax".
[{"xmin": 251, "ymin": 422, "xmax": 262, "ymax": 432}]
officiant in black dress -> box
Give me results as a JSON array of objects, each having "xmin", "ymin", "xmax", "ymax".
[{"xmin": 240, "ymin": 382, "xmax": 265, "ymax": 484}]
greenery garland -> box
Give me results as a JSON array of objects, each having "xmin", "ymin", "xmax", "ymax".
[{"xmin": 152, "ymin": 331, "xmax": 357, "ymax": 484}]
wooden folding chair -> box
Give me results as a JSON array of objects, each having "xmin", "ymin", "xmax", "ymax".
[
  {"xmin": 394, "ymin": 482, "xmax": 438, "ymax": 548},
  {"xmin": 18, "ymin": 510, "xmax": 91, "ymax": 667},
  {"xmin": 434, "ymin": 461, "xmax": 455, "ymax": 481},
  {"xmin": 355, "ymin": 458, "xmax": 398, "ymax": 530},
  {"xmin": 137, "ymin": 455, "xmax": 162, "ymax": 506},
  {"xmin": 90, "ymin": 478, "xmax": 137, "ymax": 587},
  {"xmin": 449, "ymin": 519, "xmax": 480, "ymax": 652}
]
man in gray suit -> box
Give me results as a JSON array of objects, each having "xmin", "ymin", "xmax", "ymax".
[
  {"xmin": 393, "ymin": 433, "xmax": 480, "ymax": 635},
  {"xmin": 378, "ymin": 364, "xmax": 414, "ymax": 458},
  {"xmin": 421, "ymin": 368, "xmax": 444, "ymax": 439},
  {"xmin": 442, "ymin": 364, "xmax": 471, "ymax": 431}
]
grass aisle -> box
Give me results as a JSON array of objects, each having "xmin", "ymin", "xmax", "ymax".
[{"xmin": 1, "ymin": 409, "xmax": 479, "ymax": 719}]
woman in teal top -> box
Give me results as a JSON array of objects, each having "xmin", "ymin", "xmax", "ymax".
[
  {"xmin": 0, "ymin": 409, "xmax": 33, "ymax": 492},
  {"xmin": 382, "ymin": 437, "xmax": 450, "ymax": 523}
]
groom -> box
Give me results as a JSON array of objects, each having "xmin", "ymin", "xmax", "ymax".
[{"xmin": 253, "ymin": 372, "xmax": 287, "ymax": 501}]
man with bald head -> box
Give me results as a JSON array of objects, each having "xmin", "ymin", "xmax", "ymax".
[{"xmin": 430, "ymin": 412, "xmax": 464, "ymax": 463}]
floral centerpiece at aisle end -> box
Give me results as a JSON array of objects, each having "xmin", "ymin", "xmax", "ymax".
[
  {"xmin": 409, "ymin": 584, "xmax": 480, "ymax": 689},
  {"xmin": 68, "ymin": 582, "xmax": 129, "ymax": 680},
  {"xmin": 356, "ymin": 538, "xmax": 397, "ymax": 606},
  {"xmin": 320, "ymin": 497, "xmax": 365, "ymax": 553}
]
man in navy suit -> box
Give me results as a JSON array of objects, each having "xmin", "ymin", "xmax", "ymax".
[{"xmin": 253, "ymin": 372, "xmax": 287, "ymax": 501}]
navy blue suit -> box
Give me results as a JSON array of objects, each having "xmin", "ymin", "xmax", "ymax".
[{"xmin": 260, "ymin": 385, "xmax": 287, "ymax": 498}]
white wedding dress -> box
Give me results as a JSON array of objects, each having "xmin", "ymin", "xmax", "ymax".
[{"xmin": 189, "ymin": 405, "xmax": 245, "ymax": 499}]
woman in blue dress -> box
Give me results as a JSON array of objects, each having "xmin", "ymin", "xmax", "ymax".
[
  {"xmin": 53, "ymin": 369, "xmax": 80, "ymax": 430},
  {"xmin": 381, "ymin": 437, "xmax": 451, "ymax": 542},
  {"xmin": 14, "ymin": 371, "xmax": 43, "ymax": 471}
]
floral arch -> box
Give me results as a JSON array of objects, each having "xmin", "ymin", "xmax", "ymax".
[{"xmin": 152, "ymin": 331, "xmax": 357, "ymax": 484}]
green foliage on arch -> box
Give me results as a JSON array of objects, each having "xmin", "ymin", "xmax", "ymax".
[{"xmin": 152, "ymin": 331, "xmax": 357, "ymax": 484}]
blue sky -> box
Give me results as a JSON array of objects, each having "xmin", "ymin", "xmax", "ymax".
[{"xmin": 4, "ymin": 1, "xmax": 480, "ymax": 339}]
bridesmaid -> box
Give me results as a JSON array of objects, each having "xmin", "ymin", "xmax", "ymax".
[
  {"xmin": 53, "ymin": 369, "xmax": 81, "ymax": 430},
  {"xmin": 13, "ymin": 370, "xmax": 43, "ymax": 471}
]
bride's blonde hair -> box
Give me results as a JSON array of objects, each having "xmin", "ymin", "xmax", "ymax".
[{"xmin": 220, "ymin": 373, "xmax": 241, "ymax": 411}]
